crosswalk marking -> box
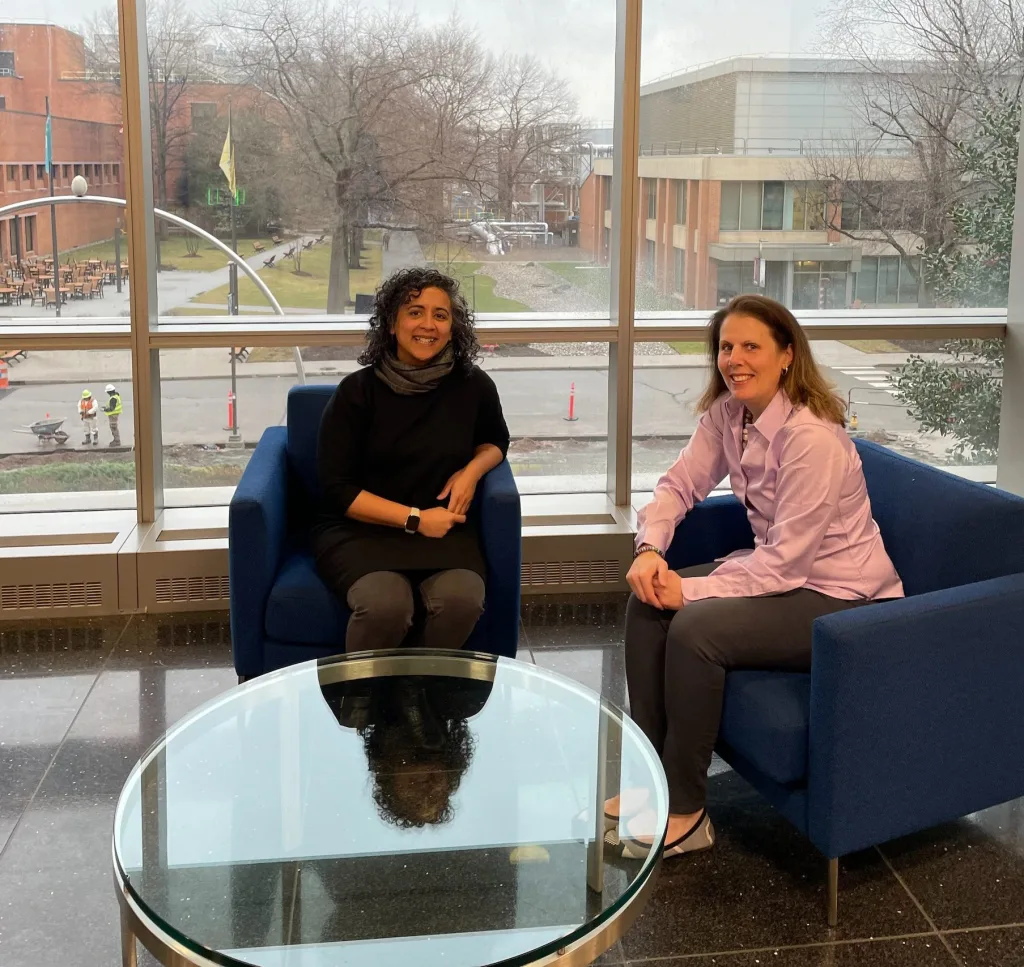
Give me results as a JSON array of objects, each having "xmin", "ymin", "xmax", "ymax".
[{"xmin": 838, "ymin": 366, "xmax": 900, "ymax": 398}]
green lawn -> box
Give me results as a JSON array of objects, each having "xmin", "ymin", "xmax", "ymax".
[
  {"xmin": 191, "ymin": 242, "xmax": 383, "ymax": 311},
  {"xmin": 68, "ymin": 235, "xmax": 278, "ymax": 273},
  {"xmin": 669, "ymin": 342, "xmax": 707, "ymax": 355},
  {"xmin": 430, "ymin": 262, "xmax": 530, "ymax": 312},
  {"xmin": 0, "ymin": 459, "xmax": 249, "ymax": 493}
]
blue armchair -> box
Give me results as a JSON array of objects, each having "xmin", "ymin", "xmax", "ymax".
[
  {"xmin": 665, "ymin": 439, "xmax": 1024, "ymax": 923},
  {"xmin": 229, "ymin": 385, "xmax": 522, "ymax": 677}
]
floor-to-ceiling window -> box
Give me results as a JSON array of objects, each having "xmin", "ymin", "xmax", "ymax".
[{"xmin": 1, "ymin": 0, "xmax": 1019, "ymax": 517}]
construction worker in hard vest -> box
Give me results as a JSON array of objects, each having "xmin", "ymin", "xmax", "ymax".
[
  {"xmin": 79, "ymin": 389, "xmax": 99, "ymax": 445},
  {"xmin": 104, "ymin": 383, "xmax": 122, "ymax": 447}
]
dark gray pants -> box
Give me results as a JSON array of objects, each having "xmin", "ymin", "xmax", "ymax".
[
  {"xmin": 625, "ymin": 563, "xmax": 870, "ymax": 814},
  {"xmin": 345, "ymin": 569, "xmax": 485, "ymax": 653}
]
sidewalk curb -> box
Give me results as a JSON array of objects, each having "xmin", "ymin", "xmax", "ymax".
[{"xmin": 0, "ymin": 356, "xmax": 910, "ymax": 385}]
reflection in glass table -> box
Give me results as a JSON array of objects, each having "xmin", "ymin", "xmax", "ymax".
[{"xmin": 113, "ymin": 650, "xmax": 669, "ymax": 967}]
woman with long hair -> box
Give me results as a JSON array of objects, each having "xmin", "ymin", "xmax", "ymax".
[
  {"xmin": 313, "ymin": 267, "xmax": 509, "ymax": 652},
  {"xmin": 613, "ymin": 294, "xmax": 903, "ymax": 858}
]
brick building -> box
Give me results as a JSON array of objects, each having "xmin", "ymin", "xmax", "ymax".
[
  {"xmin": 0, "ymin": 21, "xmax": 124, "ymax": 262},
  {"xmin": 0, "ymin": 21, "xmax": 261, "ymax": 263},
  {"xmin": 579, "ymin": 57, "xmax": 925, "ymax": 311}
]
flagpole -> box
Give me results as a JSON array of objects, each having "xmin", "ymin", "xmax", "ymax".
[
  {"xmin": 227, "ymin": 103, "xmax": 238, "ymax": 308},
  {"xmin": 225, "ymin": 103, "xmax": 241, "ymax": 446},
  {"xmin": 45, "ymin": 97, "xmax": 61, "ymax": 318}
]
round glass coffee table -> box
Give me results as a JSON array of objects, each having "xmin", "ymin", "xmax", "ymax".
[{"xmin": 113, "ymin": 650, "xmax": 669, "ymax": 967}]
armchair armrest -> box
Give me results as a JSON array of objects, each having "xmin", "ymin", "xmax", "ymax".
[
  {"xmin": 229, "ymin": 426, "xmax": 289, "ymax": 676},
  {"xmin": 477, "ymin": 460, "xmax": 521, "ymax": 658},
  {"xmin": 807, "ymin": 572, "xmax": 1024, "ymax": 857},
  {"xmin": 664, "ymin": 494, "xmax": 754, "ymax": 571}
]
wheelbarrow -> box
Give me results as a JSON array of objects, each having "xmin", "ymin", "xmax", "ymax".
[{"xmin": 17, "ymin": 417, "xmax": 69, "ymax": 445}]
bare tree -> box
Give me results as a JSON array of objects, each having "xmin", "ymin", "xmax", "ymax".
[
  {"xmin": 217, "ymin": 0, "xmax": 492, "ymax": 312},
  {"xmin": 812, "ymin": 0, "xmax": 1024, "ymax": 302},
  {"xmin": 480, "ymin": 55, "xmax": 581, "ymax": 220},
  {"xmin": 90, "ymin": 0, "xmax": 204, "ymax": 263}
]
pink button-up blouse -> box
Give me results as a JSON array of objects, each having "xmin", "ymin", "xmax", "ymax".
[{"xmin": 636, "ymin": 390, "xmax": 904, "ymax": 604}]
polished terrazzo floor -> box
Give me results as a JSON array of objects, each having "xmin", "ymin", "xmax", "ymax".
[{"xmin": 1, "ymin": 598, "xmax": 1022, "ymax": 967}]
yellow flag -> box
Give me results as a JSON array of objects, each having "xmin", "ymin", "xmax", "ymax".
[{"xmin": 219, "ymin": 112, "xmax": 236, "ymax": 200}]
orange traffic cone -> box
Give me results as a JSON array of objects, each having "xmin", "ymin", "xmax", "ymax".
[{"xmin": 0, "ymin": 359, "xmax": 8, "ymax": 390}]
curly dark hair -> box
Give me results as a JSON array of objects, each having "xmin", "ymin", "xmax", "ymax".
[
  {"xmin": 363, "ymin": 715, "xmax": 475, "ymax": 829},
  {"xmin": 357, "ymin": 266, "xmax": 480, "ymax": 373}
]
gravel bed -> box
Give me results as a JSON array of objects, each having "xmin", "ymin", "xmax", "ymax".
[
  {"xmin": 480, "ymin": 261, "xmax": 683, "ymax": 356},
  {"xmin": 484, "ymin": 261, "xmax": 606, "ymax": 313},
  {"xmin": 527, "ymin": 342, "xmax": 679, "ymax": 356}
]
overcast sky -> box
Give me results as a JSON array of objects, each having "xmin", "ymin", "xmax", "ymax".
[{"xmin": 25, "ymin": 0, "xmax": 828, "ymax": 119}]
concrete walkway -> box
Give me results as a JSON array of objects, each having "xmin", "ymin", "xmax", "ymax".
[
  {"xmin": 152, "ymin": 237, "xmax": 306, "ymax": 313},
  {"xmin": 382, "ymin": 230, "xmax": 426, "ymax": 275}
]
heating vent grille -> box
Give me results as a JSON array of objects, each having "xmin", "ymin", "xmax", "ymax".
[
  {"xmin": 154, "ymin": 575, "xmax": 231, "ymax": 604},
  {"xmin": 0, "ymin": 625, "xmax": 107, "ymax": 656},
  {"xmin": 0, "ymin": 581, "xmax": 104, "ymax": 611},
  {"xmin": 156, "ymin": 618, "xmax": 232, "ymax": 648},
  {"xmin": 521, "ymin": 560, "xmax": 621, "ymax": 587}
]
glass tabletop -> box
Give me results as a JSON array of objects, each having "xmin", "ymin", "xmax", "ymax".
[{"xmin": 113, "ymin": 650, "xmax": 669, "ymax": 967}]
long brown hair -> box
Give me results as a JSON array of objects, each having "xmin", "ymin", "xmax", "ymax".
[{"xmin": 696, "ymin": 294, "xmax": 846, "ymax": 426}]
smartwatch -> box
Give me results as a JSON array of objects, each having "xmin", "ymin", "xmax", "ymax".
[{"xmin": 404, "ymin": 507, "xmax": 421, "ymax": 535}]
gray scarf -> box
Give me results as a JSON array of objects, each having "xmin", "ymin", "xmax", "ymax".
[{"xmin": 374, "ymin": 342, "xmax": 455, "ymax": 395}]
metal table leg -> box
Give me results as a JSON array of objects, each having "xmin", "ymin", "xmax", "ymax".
[
  {"xmin": 120, "ymin": 899, "xmax": 138, "ymax": 967},
  {"xmin": 587, "ymin": 705, "xmax": 623, "ymax": 894}
]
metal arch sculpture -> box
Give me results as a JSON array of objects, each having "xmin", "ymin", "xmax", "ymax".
[
  {"xmin": 0, "ymin": 194, "xmax": 306, "ymax": 383},
  {"xmin": 0, "ymin": 194, "xmax": 286, "ymax": 315},
  {"xmin": 0, "ymin": 194, "xmax": 284, "ymax": 314}
]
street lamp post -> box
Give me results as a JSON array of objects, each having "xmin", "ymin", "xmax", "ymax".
[
  {"xmin": 114, "ymin": 218, "xmax": 123, "ymax": 294},
  {"xmin": 45, "ymin": 96, "xmax": 61, "ymax": 318}
]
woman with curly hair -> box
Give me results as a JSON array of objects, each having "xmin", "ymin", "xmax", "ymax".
[
  {"xmin": 313, "ymin": 267, "xmax": 509, "ymax": 652},
  {"xmin": 319, "ymin": 673, "xmax": 492, "ymax": 829}
]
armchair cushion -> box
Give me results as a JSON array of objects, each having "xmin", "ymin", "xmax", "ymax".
[
  {"xmin": 719, "ymin": 671, "xmax": 810, "ymax": 785},
  {"xmin": 286, "ymin": 386, "xmax": 334, "ymax": 501},
  {"xmin": 264, "ymin": 550, "xmax": 349, "ymax": 647},
  {"xmin": 854, "ymin": 439, "xmax": 1024, "ymax": 594}
]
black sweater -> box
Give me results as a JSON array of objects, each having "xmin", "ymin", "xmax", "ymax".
[{"xmin": 312, "ymin": 364, "xmax": 510, "ymax": 593}]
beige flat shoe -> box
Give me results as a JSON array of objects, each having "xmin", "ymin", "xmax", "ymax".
[
  {"xmin": 619, "ymin": 809, "xmax": 715, "ymax": 859},
  {"xmin": 601, "ymin": 788, "xmax": 652, "ymax": 847}
]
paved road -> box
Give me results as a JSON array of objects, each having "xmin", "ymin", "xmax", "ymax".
[{"xmin": 0, "ymin": 363, "xmax": 921, "ymax": 456}]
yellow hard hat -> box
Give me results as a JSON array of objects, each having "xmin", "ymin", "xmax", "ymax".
[{"xmin": 81, "ymin": 389, "xmax": 92, "ymax": 399}]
